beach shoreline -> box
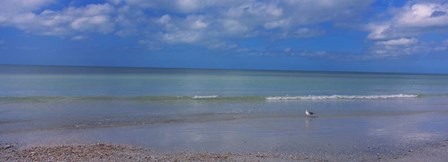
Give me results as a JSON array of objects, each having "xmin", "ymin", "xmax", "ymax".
[
  {"xmin": 2, "ymin": 139, "xmax": 448, "ymax": 162},
  {"xmin": 1, "ymin": 66, "xmax": 448, "ymax": 161}
]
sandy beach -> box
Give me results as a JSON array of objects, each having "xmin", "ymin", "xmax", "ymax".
[{"xmin": 2, "ymin": 139, "xmax": 448, "ymax": 162}]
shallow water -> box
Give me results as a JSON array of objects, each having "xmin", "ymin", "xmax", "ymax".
[{"xmin": 1, "ymin": 65, "xmax": 448, "ymax": 154}]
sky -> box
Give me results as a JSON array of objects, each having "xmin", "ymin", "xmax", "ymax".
[{"xmin": 0, "ymin": 0, "xmax": 448, "ymax": 73}]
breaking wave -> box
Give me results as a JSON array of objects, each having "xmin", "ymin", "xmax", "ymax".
[
  {"xmin": 0, "ymin": 94, "xmax": 432, "ymax": 103},
  {"xmin": 265, "ymin": 94, "xmax": 418, "ymax": 101},
  {"xmin": 192, "ymin": 95, "xmax": 219, "ymax": 99}
]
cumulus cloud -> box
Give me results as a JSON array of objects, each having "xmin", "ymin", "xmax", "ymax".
[
  {"xmin": 395, "ymin": 3, "xmax": 448, "ymax": 27},
  {"xmin": 154, "ymin": 14, "xmax": 211, "ymax": 44},
  {"xmin": 147, "ymin": 0, "xmax": 372, "ymax": 47},
  {"xmin": 365, "ymin": 1, "xmax": 448, "ymax": 57},
  {"xmin": 156, "ymin": 15, "xmax": 171, "ymax": 26},
  {"xmin": 69, "ymin": 5, "xmax": 115, "ymax": 32},
  {"xmin": 162, "ymin": 31, "xmax": 203, "ymax": 44},
  {"xmin": 1, "ymin": 0, "xmax": 372, "ymax": 37},
  {"xmin": 186, "ymin": 15, "xmax": 208, "ymax": 30},
  {"xmin": 368, "ymin": 39, "xmax": 448, "ymax": 58},
  {"xmin": 367, "ymin": 23, "xmax": 391, "ymax": 40},
  {"xmin": 0, "ymin": 2, "xmax": 117, "ymax": 36},
  {"xmin": 0, "ymin": 0, "xmax": 381, "ymax": 57},
  {"xmin": 367, "ymin": 2, "xmax": 448, "ymax": 40}
]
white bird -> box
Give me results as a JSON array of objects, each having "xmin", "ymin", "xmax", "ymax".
[{"xmin": 305, "ymin": 109, "xmax": 315, "ymax": 116}]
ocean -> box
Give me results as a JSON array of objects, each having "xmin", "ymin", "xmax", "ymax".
[{"xmin": 1, "ymin": 65, "xmax": 448, "ymax": 154}]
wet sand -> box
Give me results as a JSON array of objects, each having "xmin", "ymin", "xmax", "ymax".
[{"xmin": 2, "ymin": 140, "xmax": 448, "ymax": 162}]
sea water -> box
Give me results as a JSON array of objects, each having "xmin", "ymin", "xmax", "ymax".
[{"xmin": 1, "ymin": 65, "xmax": 448, "ymax": 153}]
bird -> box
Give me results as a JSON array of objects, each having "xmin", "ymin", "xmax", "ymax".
[{"xmin": 305, "ymin": 109, "xmax": 315, "ymax": 116}]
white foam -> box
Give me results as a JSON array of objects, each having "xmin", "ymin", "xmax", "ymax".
[
  {"xmin": 192, "ymin": 95, "xmax": 219, "ymax": 99},
  {"xmin": 265, "ymin": 94, "xmax": 418, "ymax": 101}
]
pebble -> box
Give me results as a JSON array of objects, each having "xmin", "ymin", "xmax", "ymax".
[
  {"xmin": 2, "ymin": 145, "xmax": 13, "ymax": 150},
  {"xmin": 2, "ymin": 142, "xmax": 448, "ymax": 162}
]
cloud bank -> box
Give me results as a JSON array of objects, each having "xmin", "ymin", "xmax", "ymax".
[
  {"xmin": 367, "ymin": 1, "xmax": 448, "ymax": 57},
  {"xmin": 0, "ymin": 0, "xmax": 447, "ymax": 59}
]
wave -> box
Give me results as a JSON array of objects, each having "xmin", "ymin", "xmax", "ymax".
[
  {"xmin": 0, "ymin": 94, "xmax": 431, "ymax": 103},
  {"xmin": 192, "ymin": 95, "xmax": 219, "ymax": 99},
  {"xmin": 0, "ymin": 96, "xmax": 264, "ymax": 103},
  {"xmin": 265, "ymin": 94, "xmax": 419, "ymax": 101}
]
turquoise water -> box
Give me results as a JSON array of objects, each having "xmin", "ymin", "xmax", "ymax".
[
  {"xmin": 1, "ymin": 65, "xmax": 448, "ymax": 98},
  {"xmin": 1, "ymin": 65, "xmax": 448, "ymax": 153}
]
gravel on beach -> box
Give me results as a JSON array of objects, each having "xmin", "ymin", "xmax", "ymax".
[
  {"xmin": 1, "ymin": 143, "xmax": 306, "ymax": 162},
  {"xmin": 1, "ymin": 140, "xmax": 448, "ymax": 162}
]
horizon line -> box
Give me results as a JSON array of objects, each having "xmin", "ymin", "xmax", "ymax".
[{"xmin": 0, "ymin": 63, "xmax": 447, "ymax": 76}]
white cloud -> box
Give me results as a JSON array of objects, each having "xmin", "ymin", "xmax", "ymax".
[
  {"xmin": 365, "ymin": 1, "xmax": 448, "ymax": 57},
  {"xmin": 154, "ymin": 15, "xmax": 210, "ymax": 44},
  {"xmin": 121, "ymin": 0, "xmax": 245, "ymax": 13},
  {"xmin": 50, "ymin": 4, "xmax": 115, "ymax": 34},
  {"xmin": 176, "ymin": 0, "xmax": 201, "ymax": 12},
  {"xmin": 162, "ymin": 31, "xmax": 203, "ymax": 44},
  {"xmin": 0, "ymin": 2, "xmax": 116, "ymax": 35},
  {"xmin": 264, "ymin": 19, "xmax": 290, "ymax": 29},
  {"xmin": 0, "ymin": 0, "xmax": 372, "ymax": 39},
  {"xmin": 136, "ymin": 0, "xmax": 372, "ymax": 45},
  {"xmin": 157, "ymin": 15, "xmax": 171, "ymax": 25},
  {"xmin": 230, "ymin": 2, "xmax": 283, "ymax": 18},
  {"xmin": 186, "ymin": 15, "xmax": 208, "ymax": 30},
  {"xmin": 0, "ymin": 0, "xmax": 378, "ymax": 58},
  {"xmin": 367, "ymin": 2, "xmax": 448, "ymax": 39},
  {"xmin": 377, "ymin": 38, "xmax": 418, "ymax": 46},
  {"xmin": 396, "ymin": 3, "xmax": 448, "ymax": 27},
  {"xmin": 0, "ymin": 0, "xmax": 54, "ymax": 30},
  {"xmin": 367, "ymin": 39, "xmax": 448, "ymax": 58},
  {"xmin": 367, "ymin": 23, "xmax": 391, "ymax": 40}
]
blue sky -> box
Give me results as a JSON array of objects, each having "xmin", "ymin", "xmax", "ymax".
[{"xmin": 0, "ymin": 0, "xmax": 448, "ymax": 73}]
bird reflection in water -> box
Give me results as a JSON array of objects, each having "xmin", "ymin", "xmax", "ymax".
[{"xmin": 305, "ymin": 117, "xmax": 314, "ymax": 129}]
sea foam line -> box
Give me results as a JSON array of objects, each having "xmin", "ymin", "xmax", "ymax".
[
  {"xmin": 265, "ymin": 94, "xmax": 419, "ymax": 101},
  {"xmin": 192, "ymin": 95, "xmax": 219, "ymax": 99}
]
